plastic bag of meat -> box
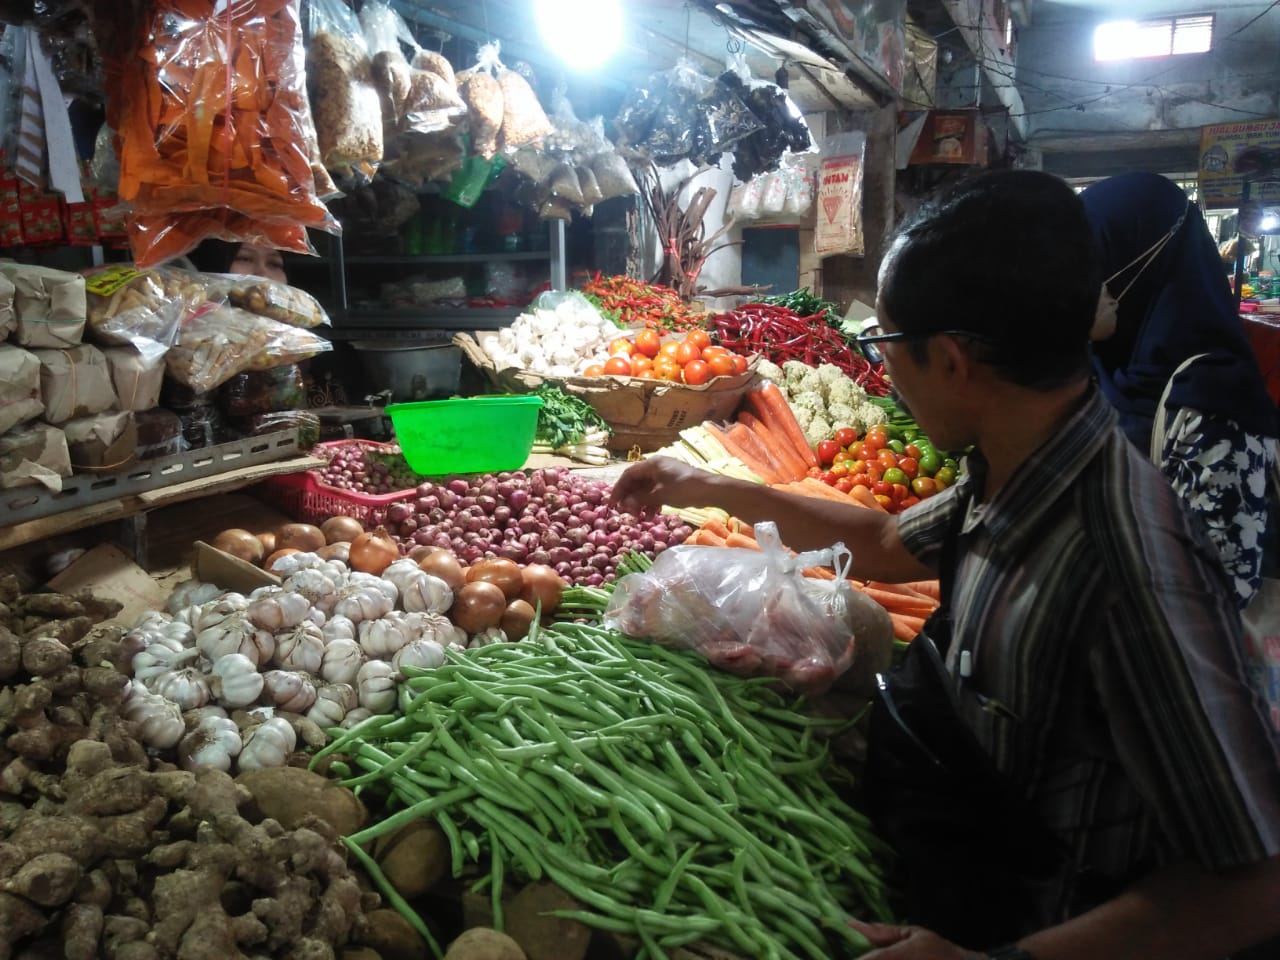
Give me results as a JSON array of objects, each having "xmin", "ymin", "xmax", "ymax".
[{"xmin": 604, "ymin": 522, "xmax": 889, "ymax": 694}]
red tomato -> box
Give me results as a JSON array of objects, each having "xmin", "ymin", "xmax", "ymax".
[
  {"xmin": 686, "ymin": 329, "xmax": 712, "ymax": 350},
  {"xmin": 864, "ymin": 426, "xmax": 890, "ymax": 449},
  {"xmin": 701, "ymin": 344, "xmax": 729, "ymax": 360},
  {"xmin": 806, "ymin": 466, "xmax": 824, "ymax": 479},
  {"xmin": 604, "ymin": 355, "xmax": 632, "ymax": 376},
  {"xmin": 904, "ymin": 443, "xmax": 923, "ymax": 460},
  {"xmin": 816, "ymin": 440, "xmax": 841, "ymax": 465},
  {"xmin": 876, "ymin": 448, "xmax": 899, "ymax": 471},
  {"xmin": 637, "ymin": 369, "xmax": 658, "ymax": 379},
  {"xmin": 609, "ymin": 338, "xmax": 634, "ymax": 356},
  {"xmin": 849, "ymin": 472, "xmax": 871, "ymax": 489},
  {"xmin": 682, "ymin": 359, "xmax": 710, "ymax": 385},
  {"xmin": 634, "ymin": 329, "xmax": 661, "ymax": 358},
  {"xmin": 675, "ymin": 341, "xmax": 701, "ymax": 365},
  {"xmin": 731, "ymin": 355, "xmax": 748, "ymax": 375},
  {"xmin": 856, "ymin": 442, "xmax": 878, "ymax": 462},
  {"xmin": 829, "ymin": 461, "xmax": 849, "ymax": 478},
  {"xmin": 874, "ymin": 494, "xmax": 894, "ymax": 509},
  {"xmin": 872, "ymin": 480, "xmax": 893, "ymax": 497},
  {"xmin": 900, "ymin": 495, "xmax": 921, "ymax": 509},
  {"xmin": 897, "ymin": 456, "xmax": 919, "ymax": 479},
  {"xmin": 911, "ymin": 476, "xmax": 938, "ymax": 498},
  {"xmin": 583, "ymin": 363, "xmax": 605, "ymax": 377},
  {"xmin": 707, "ymin": 355, "xmax": 736, "ymax": 378},
  {"xmin": 834, "ymin": 477, "xmax": 855, "ymax": 494},
  {"xmin": 631, "ymin": 355, "xmax": 653, "ymax": 375},
  {"xmin": 834, "ymin": 427, "xmax": 857, "ymax": 448},
  {"xmin": 821, "ymin": 470, "xmax": 838, "ymax": 486},
  {"xmin": 866, "ymin": 463, "xmax": 884, "ymax": 483},
  {"xmin": 659, "ymin": 341, "xmax": 681, "ymax": 359},
  {"xmin": 891, "ymin": 483, "xmax": 910, "ymax": 502}
]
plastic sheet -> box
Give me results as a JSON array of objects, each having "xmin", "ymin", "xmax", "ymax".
[
  {"xmin": 307, "ymin": 0, "xmax": 383, "ymax": 179},
  {"xmin": 361, "ymin": 0, "xmax": 465, "ymax": 138},
  {"xmin": 110, "ymin": 0, "xmax": 339, "ymax": 267},
  {"xmin": 217, "ymin": 364, "xmax": 306, "ymax": 417},
  {"xmin": 165, "ymin": 304, "xmax": 332, "ymax": 393}
]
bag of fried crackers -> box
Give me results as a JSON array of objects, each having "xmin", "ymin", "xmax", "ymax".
[
  {"xmin": 360, "ymin": 0, "xmax": 465, "ymax": 138},
  {"xmin": 107, "ymin": 0, "xmax": 339, "ymax": 267},
  {"xmin": 83, "ymin": 264, "xmax": 209, "ymax": 355}
]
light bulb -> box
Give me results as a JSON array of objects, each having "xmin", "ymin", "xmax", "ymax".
[{"xmin": 536, "ymin": 0, "xmax": 624, "ymax": 71}]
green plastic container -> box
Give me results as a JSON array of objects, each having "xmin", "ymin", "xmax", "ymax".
[{"xmin": 386, "ymin": 395, "xmax": 544, "ymax": 476}]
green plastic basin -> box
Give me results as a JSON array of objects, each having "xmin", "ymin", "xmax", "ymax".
[{"xmin": 386, "ymin": 395, "xmax": 544, "ymax": 476}]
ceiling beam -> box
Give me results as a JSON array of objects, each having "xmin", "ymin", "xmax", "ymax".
[{"xmin": 940, "ymin": 0, "xmax": 1028, "ymax": 140}]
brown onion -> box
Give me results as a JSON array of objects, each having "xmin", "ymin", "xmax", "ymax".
[
  {"xmin": 520, "ymin": 564, "xmax": 566, "ymax": 615},
  {"xmin": 453, "ymin": 581, "xmax": 507, "ymax": 634},
  {"xmin": 500, "ymin": 599, "xmax": 536, "ymax": 641},
  {"xmin": 419, "ymin": 550, "xmax": 465, "ymax": 592},
  {"xmin": 321, "ymin": 515, "xmax": 364, "ymax": 545},
  {"xmin": 276, "ymin": 523, "xmax": 326, "ymax": 553},
  {"xmin": 466, "ymin": 558, "xmax": 524, "ymax": 601},
  {"xmin": 408, "ymin": 544, "xmax": 437, "ymax": 563},
  {"xmin": 349, "ymin": 527, "xmax": 399, "ymax": 575},
  {"xmin": 264, "ymin": 548, "xmax": 302, "ymax": 570},
  {"xmin": 212, "ymin": 529, "xmax": 265, "ymax": 566},
  {"xmin": 317, "ymin": 542, "xmax": 351, "ymax": 564},
  {"xmin": 256, "ymin": 531, "xmax": 277, "ymax": 557}
]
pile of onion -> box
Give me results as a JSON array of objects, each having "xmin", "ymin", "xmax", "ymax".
[
  {"xmin": 384, "ymin": 467, "xmax": 690, "ymax": 587},
  {"xmin": 211, "ymin": 518, "xmax": 371, "ymax": 570}
]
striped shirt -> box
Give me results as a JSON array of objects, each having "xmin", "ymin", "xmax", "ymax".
[{"xmin": 897, "ymin": 385, "xmax": 1280, "ymax": 920}]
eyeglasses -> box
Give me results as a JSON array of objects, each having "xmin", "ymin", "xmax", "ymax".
[{"xmin": 854, "ymin": 328, "xmax": 996, "ymax": 347}]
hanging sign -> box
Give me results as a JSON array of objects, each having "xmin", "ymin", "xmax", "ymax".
[{"xmin": 1198, "ymin": 119, "xmax": 1280, "ymax": 209}]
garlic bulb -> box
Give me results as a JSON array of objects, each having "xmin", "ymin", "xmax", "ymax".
[
  {"xmin": 322, "ymin": 615, "xmax": 357, "ymax": 646},
  {"xmin": 357, "ymin": 616, "xmax": 412, "ymax": 660},
  {"xmin": 153, "ymin": 667, "xmax": 212, "ymax": 711},
  {"xmin": 392, "ymin": 638, "xmax": 446, "ymax": 675},
  {"xmin": 268, "ymin": 551, "xmax": 328, "ymax": 577},
  {"xmin": 273, "ymin": 622, "xmax": 325, "ymax": 674},
  {"xmin": 283, "ymin": 567, "xmax": 344, "ymax": 613},
  {"xmin": 246, "ymin": 588, "xmax": 314, "ymax": 632},
  {"xmin": 333, "ymin": 576, "xmax": 397, "ymax": 623},
  {"xmin": 306, "ymin": 682, "xmax": 358, "ymax": 728},
  {"xmin": 209, "ymin": 653, "xmax": 265, "ymax": 708},
  {"xmin": 190, "ymin": 594, "xmax": 250, "ymax": 633},
  {"xmin": 320, "ymin": 638, "xmax": 363, "ymax": 685},
  {"xmin": 121, "ymin": 687, "xmax": 184, "ymax": 749},
  {"xmin": 341, "ymin": 707, "xmax": 374, "ymax": 729},
  {"xmin": 132, "ymin": 639, "xmax": 200, "ymax": 686},
  {"xmin": 238, "ymin": 716, "xmax": 297, "ymax": 770},
  {"xmin": 402, "ymin": 611, "xmax": 457, "ymax": 646},
  {"xmin": 467, "ymin": 627, "xmax": 509, "ymax": 649},
  {"xmin": 382, "ymin": 559, "xmax": 425, "ymax": 594},
  {"xmin": 166, "ymin": 579, "xmax": 224, "ymax": 615},
  {"xmin": 197, "ymin": 613, "xmax": 275, "ymax": 667},
  {"xmin": 177, "ymin": 715, "xmax": 242, "ymax": 772},
  {"xmin": 262, "ymin": 670, "xmax": 318, "ymax": 713},
  {"xmin": 183, "ymin": 704, "xmax": 228, "ymax": 729},
  {"xmin": 356, "ymin": 660, "xmax": 397, "ymax": 713},
  {"xmin": 401, "ymin": 572, "xmax": 453, "ymax": 615},
  {"xmin": 126, "ymin": 616, "xmax": 193, "ymax": 654}
]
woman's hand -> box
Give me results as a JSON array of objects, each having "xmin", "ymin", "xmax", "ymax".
[{"xmin": 849, "ymin": 920, "xmax": 985, "ymax": 960}]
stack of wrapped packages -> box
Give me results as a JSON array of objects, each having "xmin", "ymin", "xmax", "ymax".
[{"xmin": 0, "ymin": 262, "xmax": 332, "ymax": 495}]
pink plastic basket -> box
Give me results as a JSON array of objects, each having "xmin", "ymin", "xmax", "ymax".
[{"xmin": 257, "ymin": 440, "xmax": 417, "ymax": 528}]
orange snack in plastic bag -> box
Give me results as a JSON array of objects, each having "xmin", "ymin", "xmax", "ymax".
[{"xmin": 111, "ymin": 0, "xmax": 339, "ymax": 267}]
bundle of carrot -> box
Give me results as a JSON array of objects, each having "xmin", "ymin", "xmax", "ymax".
[
  {"xmin": 702, "ymin": 380, "xmax": 818, "ymax": 485},
  {"xmin": 687, "ymin": 517, "xmax": 940, "ymax": 642},
  {"xmin": 111, "ymin": 0, "xmax": 340, "ymax": 266}
]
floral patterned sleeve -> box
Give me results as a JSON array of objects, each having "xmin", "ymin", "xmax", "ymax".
[{"xmin": 1158, "ymin": 407, "xmax": 1273, "ymax": 608}]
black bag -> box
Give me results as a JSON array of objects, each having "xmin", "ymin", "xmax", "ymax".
[{"xmin": 862, "ymin": 604, "xmax": 1072, "ymax": 945}]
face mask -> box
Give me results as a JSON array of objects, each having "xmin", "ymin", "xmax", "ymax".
[{"xmin": 1090, "ymin": 198, "xmax": 1192, "ymax": 341}]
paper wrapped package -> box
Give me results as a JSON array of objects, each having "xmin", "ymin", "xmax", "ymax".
[
  {"xmin": 64, "ymin": 411, "xmax": 138, "ymax": 470},
  {"xmin": 0, "ymin": 272, "xmax": 15, "ymax": 340},
  {"xmin": 32, "ymin": 344, "xmax": 118, "ymax": 425},
  {"xmin": 104, "ymin": 346, "xmax": 166, "ymax": 413},
  {"xmin": 0, "ymin": 422, "xmax": 72, "ymax": 491},
  {"xmin": 0, "ymin": 263, "xmax": 87, "ymax": 348},
  {"xmin": 0, "ymin": 344, "xmax": 44, "ymax": 434}
]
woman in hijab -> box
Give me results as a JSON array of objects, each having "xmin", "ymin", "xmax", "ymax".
[
  {"xmin": 1081, "ymin": 172, "xmax": 1279, "ymax": 607},
  {"xmin": 186, "ymin": 239, "xmax": 288, "ymax": 283}
]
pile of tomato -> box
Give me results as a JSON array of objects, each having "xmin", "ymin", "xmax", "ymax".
[
  {"xmin": 582, "ymin": 329, "xmax": 749, "ymax": 385},
  {"xmin": 812, "ymin": 424, "xmax": 959, "ymax": 514}
]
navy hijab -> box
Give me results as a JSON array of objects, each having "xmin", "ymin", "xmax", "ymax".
[{"xmin": 1080, "ymin": 172, "xmax": 1278, "ymax": 450}]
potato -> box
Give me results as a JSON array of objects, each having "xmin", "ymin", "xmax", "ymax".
[
  {"xmin": 504, "ymin": 883, "xmax": 589, "ymax": 960},
  {"xmin": 372, "ymin": 820, "xmax": 449, "ymax": 900},
  {"xmin": 443, "ymin": 928, "xmax": 526, "ymax": 960},
  {"xmin": 235, "ymin": 767, "xmax": 367, "ymax": 836},
  {"xmin": 359, "ymin": 908, "xmax": 433, "ymax": 960}
]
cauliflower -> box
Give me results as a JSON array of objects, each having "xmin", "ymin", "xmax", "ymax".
[
  {"xmin": 827, "ymin": 403, "xmax": 860, "ymax": 430},
  {"xmin": 816, "ymin": 364, "xmax": 846, "ymax": 388},
  {"xmin": 792, "ymin": 404, "xmax": 815, "ymax": 430},
  {"xmin": 804, "ymin": 414, "xmax": 832, "ymax": 449},
  {"xmin": 783, "ymin": 361, "xmax": 812, "ymax": 387},
  {"xmin": 789, "ymin": 391, "xmax": 827, "ymax": 415},
  {"xmin": 756, "ymin": 359, "xmax": 786, "ymax": 385},
  {"xmin": 826, "ymin": 377, "xmax": 858, "ymax": 408},
  {"xmin": 857, "ymin": 401, "xmax": 888, "ymax": 428},
  {"xmin": 796, "ymin": 369, "xmax": 823, "ymax": 397}
]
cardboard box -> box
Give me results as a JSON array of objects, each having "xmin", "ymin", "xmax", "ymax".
[
  {"xmin": 49, "ymin": 543, "xmax": 168, "ymax": 626},
  {"xmin": 455, "ymin": 332, "xmax": 761, "ymax": 453},
  {"xmin": 193, "ymin": 540, "xmax": 280, "ymax": 593}
]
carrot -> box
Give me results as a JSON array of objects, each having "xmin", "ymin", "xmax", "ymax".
[
  {"xmin": 855, "ymin": 586, "xmax": 936, "ymax": 618},
  {"xmin": 739, "ymin": 410, "xmax": 807, "ymax": 481},
  {"xmin": 726, "ymin": 532, "xmax": 762, "ymax": 551},
  {"xmin": 687, "ymin": 529, "xmax": 725, "ymax": 546},
  {"xmin": 903, "ymin": 580, "xmax": 942, "ymax": 602},
  {"xmin": 867, "ymin": 580, "xmax": 935, "ymax": 603},
  {"xmin": 889, "ymin": 612, "xmax": 928, "ymax": 642},
  {"xmin": 701, "ymin": 517, "xmax": 731, "ymax": 541},
  {"xmin": 847, "ymin": 484, "xmax": 888, "ymax": 512},
  {"xmin": 704, "ymin": 422, "xmax": 781, "ymax": 484},
  {"xmin": 797, "ymin": 478, "xmax": 860, "ymax": 503},
  {"xmin": 726, "ymin": 517, "xmax": 755, "ymax": 537},
  {"xmin": 747, "ymin": 381, "xmax": 820, "ymax": 469},
  {"xmin": 728, "ymin": 421, "xmax": 790, "ymax": 484},
  {"xmin": 803, "ymin": 566, "xmax": 837, "ymax": 580}
]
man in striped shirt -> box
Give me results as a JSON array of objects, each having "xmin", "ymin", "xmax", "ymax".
[{"xmin": 612, "ymin": 170, "xmax": 1280, "ymax": 959}]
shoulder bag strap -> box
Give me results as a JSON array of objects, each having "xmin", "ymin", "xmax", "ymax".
[{"xmin": 1150, "ymin": 353, "xmax": 1212, "ymax": 465}]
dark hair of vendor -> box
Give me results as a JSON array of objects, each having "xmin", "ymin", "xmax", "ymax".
[
  {"xmin": 879, "ymin": 169, "xmax": 1101, "ymax": 390},
  {"xmin": 186, "ymin": 238, "xmax": 242, "ymax": 274}
]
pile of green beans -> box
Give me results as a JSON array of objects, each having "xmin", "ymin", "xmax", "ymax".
[{"xmin": 315, "ymin": 620, "xmax": 894, "ymax": 960}]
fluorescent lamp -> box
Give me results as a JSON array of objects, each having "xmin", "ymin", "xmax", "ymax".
[
  {"xmin": 536, "ymin": 0, "xmax": 624, "ymax": 71},
  {"xmin": 1094, "ymin": 20, "xmax": 1137, "ymax": 62},
  {"xmin": 1261, "ymin": 214, "xmax": 1279, "ymax": 232}
]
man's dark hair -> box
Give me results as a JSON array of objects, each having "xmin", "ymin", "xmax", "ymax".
[{"xmin": 879, "ymin": 169, "xmax": 1101, "ymax": 390}]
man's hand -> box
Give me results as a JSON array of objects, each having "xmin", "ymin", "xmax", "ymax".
[
  {"xmin": 849, "ymin": 920, "xmax": 984, "ymax": 960},
  {"xmin": 609, "ymin": 456, "xmax": 713, "ymax": 515}
]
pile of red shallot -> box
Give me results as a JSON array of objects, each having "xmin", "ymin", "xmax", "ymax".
[
  {"xmin": 384, "ymin": 467, "xmax": 692, "ymax": 587},
  {"xmin": 318, "ymin": 442, "xmax": 421, "ymax": 496}
]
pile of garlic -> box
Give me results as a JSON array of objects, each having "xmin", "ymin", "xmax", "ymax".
[
  {"xmin": 120, "ymin": 555, "xmax": 467, "ymax": 774},
  {"xmin": 483, "ymin": 296, "xmax": 622, "ymax": 377}
]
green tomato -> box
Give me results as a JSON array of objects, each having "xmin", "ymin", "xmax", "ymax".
[
  {"xmin": 934, "ymin": 465, "xmax": 957, "ymax": 487},
  {"xmin": 917, "ymin": 446, "xmax": 942, "ymax": 476},
  {"xmin": 887, "ymin": 439, "xmax": 906, "ymax": 454},
  {"xmin": 903, "ymin": 428, "xmax": 920, "ymax": 442},
  {"xmin": 882, "ymin": 467, "xmax": 909, "ymax": 486},
  {"xmin": 943, "ymin": 457, "xmax": 959, "ymax": 471}
]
